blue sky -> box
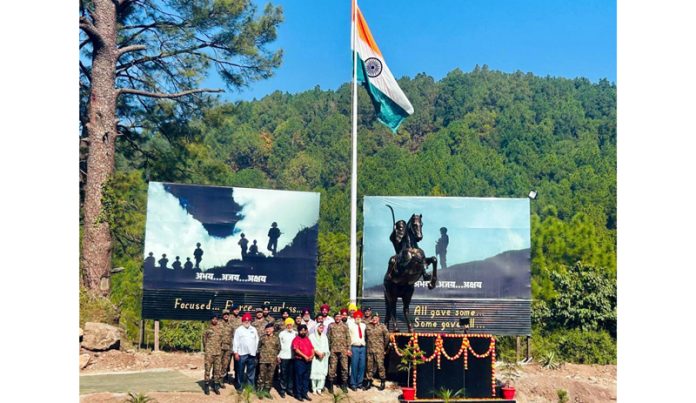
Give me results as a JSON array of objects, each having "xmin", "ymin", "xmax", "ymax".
[
  {"xmin": 206, "ymin": 0, "xmax": 616, "ymax": 101},
  {"xmin": 361, "ymin": 196, "xmax": 531, "ymax": 288}
]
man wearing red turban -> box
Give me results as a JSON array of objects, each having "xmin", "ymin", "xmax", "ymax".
[{"xmin": 233, "ymin": 312, "xmax": 259, "ymax": 388}]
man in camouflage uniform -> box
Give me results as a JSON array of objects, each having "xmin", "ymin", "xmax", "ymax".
[
  {"xmin": 256, "ymin": 323, "xmax": 281, "ymax": 398},
  {"xmin": 263, "ymin": 303, "xmax": 276, "ymax": 326},
  {"xmin": 365, "ymin": 313, "xmax": 390, "ymax": 390},
  {"xmin": 218, "ymin": 309, "xmax": 234, "ymax": 388},
  {"xmin": 203, "ymin": 314, "xmax": 223, "ymax": 395},
  {"xmin": 227, "ymin": 304, "xmax": 243, "ymax": 385},
  {"xmin": 252, "ymin": 307, "xmax": 268, "ymax": 336},
  {"xmin": 274, "ymin": 308, "xmax": 292, "ymax": 333},
  {"xmin": 327, "ymin": 310, "xmax": 352, "ymax": 393}
]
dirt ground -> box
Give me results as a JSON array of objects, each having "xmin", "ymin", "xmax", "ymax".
[{"xmin": 80, "ymin": 350, "xmax": 616, "ymax": 402}]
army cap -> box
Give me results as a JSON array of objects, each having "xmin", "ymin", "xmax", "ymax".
[{"xmin": 265, "ymin": 323, "xmax": 274, "ymax": 329}]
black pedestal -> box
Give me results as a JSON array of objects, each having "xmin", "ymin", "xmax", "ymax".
[{"xmin": 386, "ymin": 334, "xmax": 495, "ymax": 399}]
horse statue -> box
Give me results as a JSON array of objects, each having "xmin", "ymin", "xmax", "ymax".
[{"xmin": 383, "ymin": 206, "xmax": 438, "ymax": 332}]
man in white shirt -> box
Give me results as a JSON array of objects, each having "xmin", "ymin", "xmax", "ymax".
[
  {"xmin": 277, "ymin": 317, "xmax": 298, "ymax": 398},
  {"xmin": 347, "ymin": 303, "xmax": 358, "ymax": 325},
  {"xmin": 309, "ymin": 313, "xmax": 325, "ymax": 335},
  {"xmin": 320, "ymin": 303, "xmax": 335, "ymax": 328},
  {"xmin": 233, "ymin": 312, "xmax": 259, "ymax": 389},
  {"xmin": 300, "ymin": 308, "xmax": 316, "ymax": 331},
  {"xmin": 347, "ymin": 310, "xmax": 367, "ymax": 391}
]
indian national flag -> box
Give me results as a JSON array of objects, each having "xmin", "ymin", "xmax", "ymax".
[{"xmin": 352, "ymin": 2, "xmax": 414, "ymax": 132}]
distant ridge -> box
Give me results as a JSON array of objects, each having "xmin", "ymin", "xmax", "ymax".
[{"xmin": 364, "ymin": 248, "xmax": 531, "ymax": 299}]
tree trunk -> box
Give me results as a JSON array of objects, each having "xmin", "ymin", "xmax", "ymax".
[{"xmin": 80, "ymin": 0, "xmax": 119, "ymax": 296}]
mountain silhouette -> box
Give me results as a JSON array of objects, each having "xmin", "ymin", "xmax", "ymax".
[{"xmin": 364, "ymin": 248, "xmax": 531, "ymax": 299}]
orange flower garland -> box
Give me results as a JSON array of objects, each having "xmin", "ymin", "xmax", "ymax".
[{"xmin": 388, "ymin": 332, "xmax": 498, "ymax": 397}]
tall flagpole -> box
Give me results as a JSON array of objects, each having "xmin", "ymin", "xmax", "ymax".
[{"xmin": 349, "ymin": 0, "xmax": 359, "ymax": 303}]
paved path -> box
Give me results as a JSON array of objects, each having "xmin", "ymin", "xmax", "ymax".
[{"xmin": 80, "ymin": 369, "xmax": 202, "ymax": 395}]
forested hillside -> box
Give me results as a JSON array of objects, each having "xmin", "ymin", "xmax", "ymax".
[{"xmin": 93, "ymin": 66, "xmax": 616, "ymax": 363}]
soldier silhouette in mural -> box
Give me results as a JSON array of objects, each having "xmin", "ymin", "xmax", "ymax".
[
  {"xmin": 267, "ymin": 222, "xmax": 281, "ymax": 256},
  {"xmin": 194, "ymin": 242, "xmax": 204, "ymax": 269},
  {"xmin": 172, "ymin": 256, "xmax": 182, "ymax": 270},
  {"xmin": 184, "ymin": 257, "xmax": 194, "ymax": 270},
  {"xmin": 158, "ymin": 253, "xmax": 169, "ymax": 269},
  {"xmin": 144, "ymin": 252, "xmax": 156, "ymax": 271},
  {"xmin": 435, "ymin": 227, "xmax": 449, "ymax": 270},
  {"xmin": 249, "ymin": 240, "xmax": 259, "ymax": 256},
  {"xmin": 238, "ymin": 233, "xmax": 249, "ymax": 260}
]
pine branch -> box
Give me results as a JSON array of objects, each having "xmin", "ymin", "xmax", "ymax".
[
  {"xmin": 118, "ymin": 87, "xmax": 223, "ymax": 99},
  {"xmin": 118, "ymin": 45, "xmax": 147, "ymax": 57},
  {"xmin": 79, "ymin": 16, "xmax": 105, "ymax": 47}
]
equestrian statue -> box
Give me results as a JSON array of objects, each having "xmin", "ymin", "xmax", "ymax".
[{"xmin": 383, "ymin": 205, "xmax": 438, "ymax": 332}]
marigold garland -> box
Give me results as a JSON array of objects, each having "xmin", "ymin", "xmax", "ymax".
[{"xmin": 388, "ymin": 333, "xmax": 498, "ymax": 396}]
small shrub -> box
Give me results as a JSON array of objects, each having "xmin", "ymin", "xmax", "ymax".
[
  {"xmin": 80, "ymin": 287, "xmax": 120, "ymax": 326},
  {"xmin": 498, "ymin": 361, "xmax": 521, "ymax": 388},
  {"xmin": 557, "ymin": 388, "xmax": 569, "ymax": 403},
  {"xmin": 124, "ymin": 392, "xmax": 156, "ymax": 403},
  {"xmin": 540, "ymin": 351, "xmax": 563, "ymax": 369}
]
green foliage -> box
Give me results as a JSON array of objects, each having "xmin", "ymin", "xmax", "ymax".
[
  {"xmin": 435, "ymin": 387, "xmax": 465, "ymax": 402},
  {"xmin": 80, "ymin": 287, "xmax": 120, "ymax": 327},
  {"xmin": 329, "ymin": 388, "xmax": 351, "ymax": 403},
  {"xmin": 315, "ymin": 232, "xmax": 350, "ymax": 312},
  {"xmin": 159, "ymin": 321, "xmax": 207, "ymax": 351},
  {"xmin": 124, "ymin": 392, "xmax": 156, "ymax": 403},
  {"xmin": 557, "ymin": 389, "xmax": 569, "ymax": 403},
  {"xmin": 539, "ymin": 351, "xmax": 563, "ymax": 370},
  {"xmin": 234, "ymin": 383, "xmax": 256, "ymax": 403},
  {"xmin": 498, "ymin": 361, "xmax": 521, "ymax": 387},
  {"xmin": 547, "ymin": 262, "xmax": 617, "ymax": 335},
  {"xmin": 104, "ymin": 67, "xmax": 616, "ymax": 364},
  {"xmin": 397, "ymin": 342, "xmax": 426, "ymax": 388},
  {"xmin": 532, "ymin": 328, "xmax": 616, "ymax": 365}
]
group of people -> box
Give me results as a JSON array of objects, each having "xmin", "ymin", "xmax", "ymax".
[
  {"xmin": 202, "ymin": 302, "xmax": 390, "ymax": 401},
  {"xmin": 238, "ymin": 222, "xmax": 283, "ymax": 259},
  {"xmin": 144, "ymin": 242, "xmax": 204, "ymax": 271}
]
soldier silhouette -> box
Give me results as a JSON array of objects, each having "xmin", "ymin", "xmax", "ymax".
[
  {"xmin": 158, "ymin": 253, "xmax": 169, "ymax": 269},
  {"xmin": 172, "ymin": 256, "xmax": 182, "ymax": 270},
  {"xmin": 249, "ymin": 240, "xmax": 259, "ymax": 256},
  {"xmin": 267, "ymin": 222, "xmax": 281, "ymax": 256},
  {"xmin": 144, "ymin": 252, "xmax": 156, "ymax": 271},
  {"xmin": 435, "ymin": 227, "xmax": 449, "ymax": 270},
  {"xmin": 194, "ymin": 242, "xmax": 204, "ymax": 269},
  {"xmin": 184, "ymin": 257, "xmax": 193, "ymax": 270},
  {"xmin": 238, "ymin": 233, "xmax": 249, "ymax": 260}
]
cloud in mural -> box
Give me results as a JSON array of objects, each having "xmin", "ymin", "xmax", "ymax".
[{"xmin": 144, "ymin": 182, "xmax": 319, "ymax": 269}]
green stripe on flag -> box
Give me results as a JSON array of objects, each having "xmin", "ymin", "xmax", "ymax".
[{"xmin": 356, "ymin": 54, "xmax": 409, "ymax": 133}]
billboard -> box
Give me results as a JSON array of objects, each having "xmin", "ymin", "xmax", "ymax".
[
  {"xmin": 361, "ymin": 196, "xmax": 531, "ymax": 335},
  {"xmin": 142, "ymin": 182, "xmax": 320, "ymax": 320}
]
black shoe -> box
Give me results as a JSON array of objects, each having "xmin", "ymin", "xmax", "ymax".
[
  {"xmin": 379, "ymin": 379, "xmax": 385, "ymax": 391},
  {"xmin": 213, "ymin": 382, "xmax": 221, "ymax": 395},
  {"xmin": 341, "ymin": 385, "xmax": 348, "ymax": 393},
  {"xmin": 363, "ymin": 380, "xmax": 372, "ymax": 390},
  {"xmin": 349, "ymin": 385, "xmax": 357, "ymax": 391},
  {"xmin": 219, "ymin": 380, "xmax": 226, "ymax": 389},
  {"xmin": 279, "ymin": 390, "xmax": 286, "ymax": 398},
  {"xmin": 296, "ymin": 397, "xmax": 304, "ymax": 402},
  {"xmin": 303, "ymin": 395, "xmax": 312, "ymax": 401},
  {"xmin": 326, "ymin": 381, "xmax": 334, "ymax": 394},
  {"xmin": 203, "ymin": 382, "xmax": 210, "ymax": 395}
]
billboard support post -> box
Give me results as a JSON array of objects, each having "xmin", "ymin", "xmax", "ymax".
[{"xmin": 154, "ymin": 320, "xmax": 160, "ymax": 352}]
